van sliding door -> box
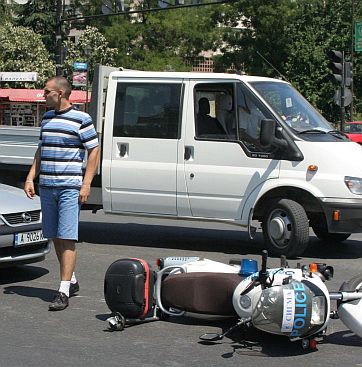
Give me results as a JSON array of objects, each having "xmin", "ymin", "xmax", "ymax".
[{"xmin": 108, "ymin": 79, "xmax": 183, "ymax": 215}]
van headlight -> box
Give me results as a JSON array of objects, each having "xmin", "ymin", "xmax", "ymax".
[{"xmin": 344, "ymin": 176, "xmax": 362, "ymax": 195}]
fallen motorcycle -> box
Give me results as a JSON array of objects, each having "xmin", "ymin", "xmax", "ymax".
[{"xmin": 104, "ymin": 251, "xmax": 362, "ymax": 350}]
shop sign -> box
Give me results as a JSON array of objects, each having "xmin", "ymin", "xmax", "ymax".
[
  {"xmin": 0, "ymin": 72, "xmax": 38, "ymax": 82},
  {"xmin": 72, "ymin": 70, "xmax": 88, "ymax": 87},
  {"xmin": 73, "ymin": 62, "xmax": 88, "ymax": 70}
]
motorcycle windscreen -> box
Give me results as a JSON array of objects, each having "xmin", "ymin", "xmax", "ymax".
[{"xmin": 252, "ymin": 281, "xmax": 326, "ymax": 338}]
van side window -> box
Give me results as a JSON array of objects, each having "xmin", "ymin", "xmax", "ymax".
[
  {"xmin": 113, "ymin": 83, "xmax": 182, "ymax": 139},
  {"xmin": 237, "ymin": 84, "xmax": 275, "ymax": 153},
  {"xmin": 194, "ymin": 84, "xmax": 236, "ymax": 140}
]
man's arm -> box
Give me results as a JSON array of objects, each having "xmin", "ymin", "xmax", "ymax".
[
  {"xmin": 24, "ymin": 147, "xmax": 41, "ymax": 199},
  {"xmin": 79, "ymin": 146, "xmax": 100, "ymax": 204}
]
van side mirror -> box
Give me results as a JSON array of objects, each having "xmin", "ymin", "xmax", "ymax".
[
  {"xmin": 260, "ymin": 118, "xmax": 302, "ymax": 160},
  {"xmin": 260, "ymin": 119, "xmax": 276, "ymax": 147}
]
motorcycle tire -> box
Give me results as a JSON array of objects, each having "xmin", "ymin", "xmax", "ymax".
[
  {"xmin": 345, "ymin": 273, "xmax": 362, "ymax": 291},
  {"xmin": 338, "ymin": 272, "xmax": 362, "ymax": 308}
]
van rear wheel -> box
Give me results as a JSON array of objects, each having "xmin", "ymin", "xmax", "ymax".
[{"xmin": 262, "ymin": 198, "xmax": 309, "ymax": 258}]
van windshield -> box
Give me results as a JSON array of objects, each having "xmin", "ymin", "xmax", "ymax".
[{"xmin": 250, "ymin": 81, "xmax": 333, "ymax": 133}]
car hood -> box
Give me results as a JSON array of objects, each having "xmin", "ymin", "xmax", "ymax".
[{"xmin": 0, "ymin": 184, "xmax": 41, "ymax": 214}]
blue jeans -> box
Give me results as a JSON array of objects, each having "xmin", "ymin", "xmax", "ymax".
[{"xmin": 39, "ymin": 187, "xmax": 81, "ymax": 241}]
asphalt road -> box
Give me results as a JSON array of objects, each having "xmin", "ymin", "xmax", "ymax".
[{"xmin": 0, "ymin": 210, "xmax": 361, "ymax": 367}]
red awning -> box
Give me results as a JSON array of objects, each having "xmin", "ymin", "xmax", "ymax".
[{"xmin": 0, "ymin": 89, "xmax": 90, "ymax": 103}]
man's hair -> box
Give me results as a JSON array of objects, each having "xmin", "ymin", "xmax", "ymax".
[{"xmin": 49, "ymin": 76, "xmax": 72, "ymax": 99}]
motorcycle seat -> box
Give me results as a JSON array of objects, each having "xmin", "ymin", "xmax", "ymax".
[{"xmin": 161, "ymin": 272, "xmax": 242, "ymax": 316}]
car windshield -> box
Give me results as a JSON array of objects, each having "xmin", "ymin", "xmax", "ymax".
[{"xmin": 250, "ymin": 81, "xmax": 333, "ymax": 133}]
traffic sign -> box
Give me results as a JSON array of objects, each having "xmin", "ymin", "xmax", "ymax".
[
  {"xmin": 334, "ymin": 87, "xmax": 353, "ymax": 107},
  {"xmin": 355, "ymin": 20, "xmax": 362, "ymax": 52}
]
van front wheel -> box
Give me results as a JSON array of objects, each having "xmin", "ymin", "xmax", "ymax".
[{"xmin": 262, "ymin": 198, "xmax": 309, "ymax": 258}]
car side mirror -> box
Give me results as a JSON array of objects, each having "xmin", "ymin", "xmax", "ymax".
[{"xmin": 260, "ymin": 119, "xmax": 276, "ymax": 147}]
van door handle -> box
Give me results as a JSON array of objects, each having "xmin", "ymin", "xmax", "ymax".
[
  {"xmin": 118, "ymin": 143, "xmax": 128, "ymax": 157},
  {"xmin": 184, "ymin": 146, "xmax": 193, "ymax": 160}
]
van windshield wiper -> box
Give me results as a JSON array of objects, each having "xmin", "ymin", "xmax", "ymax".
[
  {"xmin": 327, "ymin": 130, "xmax": 346, "ymax": 139},
  {"xmin": 298, "ymin": 129, "xmax": 327, "ymax": 134}
]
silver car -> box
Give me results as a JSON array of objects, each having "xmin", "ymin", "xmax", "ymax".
[{"xmin": 0, "ymin": 184, "xmax": 50, "ymax": 267}]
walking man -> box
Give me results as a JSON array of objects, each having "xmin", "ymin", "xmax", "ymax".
[{"xmin": 24, "ymin": 76, "xmax": 100, "ymax": 311}]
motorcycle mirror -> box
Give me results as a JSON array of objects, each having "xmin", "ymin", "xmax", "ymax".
[{"xmin": 199, "ymin": 333, "xmax": 223, "ymax": 342}]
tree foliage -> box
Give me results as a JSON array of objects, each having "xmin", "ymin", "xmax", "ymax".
[
  {"xmin": 0, "ymin": 22, "xmax": 55, "ymax": 88},
  {"xmin": 215, "ymin": 0, "xmax": 361, "ymax": 122},
  {"xmin": 87, "ymin": 3, "xmax": 221, "ymax": 71},
  {"xmin": 213, "ymin": 0, "xmax": 296, "ymax": 75},
  {"xmin": 3, "ymin": 0, "xmax": 362, "ymax": 120},
  {"xmin": 14, "ymin": 0, "xmax": 57, "ymax": 53},
  {"xmin": 284, "ymin": 0, "xmax": 356, "ymax": 122},
  {"xmin": 62, "ymin": 25, "xmax": 117, "ymax": 82}
]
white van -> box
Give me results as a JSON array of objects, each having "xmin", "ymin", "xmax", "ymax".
[
  {"xmin": 1, "ymin": 66, "xmax": 361, "ymax": 258},
  {"xmin": 87, "ymin": 66, "xmax": 362, "ymax": 258}
]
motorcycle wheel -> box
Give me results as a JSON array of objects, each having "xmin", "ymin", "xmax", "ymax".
[
  {"xmin": 262, "ymin": 198, "xmax": 309, "ymax": 258},
  {"xmin": 346, "ymin": 273, "xmax": 362, "ymax": 291}
]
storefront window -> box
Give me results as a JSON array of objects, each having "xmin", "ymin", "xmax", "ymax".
[{"xmin": 0, "ymin": 102, "xmax": 46, "ymax": 127}]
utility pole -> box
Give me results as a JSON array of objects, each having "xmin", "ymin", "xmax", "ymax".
[
  {"xmin": 55, "ymin": 0, "xmax": 63, "ymax": 76},
  {"xmin": 350, "ymin": 0, "xmax": 355, "ymax": 121}
]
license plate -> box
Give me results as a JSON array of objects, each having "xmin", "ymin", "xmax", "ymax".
[{"xmin": 14, "ymin": 230, "xmax": 46, "ymax": 246}]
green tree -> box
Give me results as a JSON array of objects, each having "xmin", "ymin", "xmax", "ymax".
[
  {"xmin": 216, "ymin": 0, "xmax": 360, "ymax": 122},
  {"xmin": 14, "ymin": 0, "xmax": 57, "ymax": 53},
  {"xmin": 13, "ymin": 0, "xmax": 85, "ymax": 53},
  {"xmin": 62, "ymin": 25, "xmax": 117, "ymax": 82},
  {"xmin": 0, "ymin": 0, "xmax": 15, "ymax": 25},
  {"xmin": 284, "ymin": 0, "xmax": 357, "ymax": 123},
  {"xmin": 213, "ymin": 0, "xmax": 296, "ymax": 75},
  {"xmin": 352, "ymin": 0, "xmax": 362, "ymax": 119},
  {"xmin": 102, "ymin": 4, "xmax": 220, "ymax": 71},
  {"xmin": 0, "ymin": 23, "xmax": 55, "ymax": 88}
]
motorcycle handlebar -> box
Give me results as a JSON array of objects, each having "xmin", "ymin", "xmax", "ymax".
[{"xmin": 259, "ymin": 250, "xmax": 268, "ymax": 285}]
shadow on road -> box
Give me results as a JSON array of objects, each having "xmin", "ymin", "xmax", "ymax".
[
  {"xmin": 326, "ymin": 330, "xmax": 362, "ymax": 346},
  {"xmin": 304, "ymin": 239, "xmax": 362, "ymax": 260},
  {"xmin": 210, "ymin": 323, "xmax": 317, "ymax": 357},
  {"xmin": 3, "ymin": 285, "xmax": 55, "ymax": 302},
  {"xmin": 79, "ymin": 221, "xmax": 263, "ymax": 255},
  {"xmin": 79, "ymin": 221, "xmax": 362, "ymax": 259},
  {"xmin": 0, "ymin": 265, "xmax": 49, "ymax": 285},
  {"xmin": 140, "ymin": 316, "xmax": 315, "ymax": 357}
]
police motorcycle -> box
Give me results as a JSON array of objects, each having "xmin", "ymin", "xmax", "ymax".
[{"xmin": 104, "ymin": 251, "xmax": 362, "ymax": 350}]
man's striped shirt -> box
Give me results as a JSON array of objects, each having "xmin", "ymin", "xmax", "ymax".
[{"xmin": 38, "ymin": 106, "xmax": 99, "ymax": 188}]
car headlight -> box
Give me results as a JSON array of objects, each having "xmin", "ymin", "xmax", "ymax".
[
  {"xmin": 344, "ymin": 176, "xmax": 362, "ymax": 195},
  {"xmin": 0, "ymin": 217, "xmax": 5, "ymax": 226},
  {"xmin": 311, "ymin": 296, "xmax": 326, "ymax": 325}
]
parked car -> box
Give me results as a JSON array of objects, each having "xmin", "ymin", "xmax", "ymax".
[
  {"xmin": 0, "ymin": 184, "xmax": 50, "ymax": 267},
  {"xmin": 343, "ymin": 121, "xmax": 362, "ymax": 145}
]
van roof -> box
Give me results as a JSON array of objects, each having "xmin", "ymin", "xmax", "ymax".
[{"xmin": 109, "ymin": 70, "xmax": 288, "ymax": 84}]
